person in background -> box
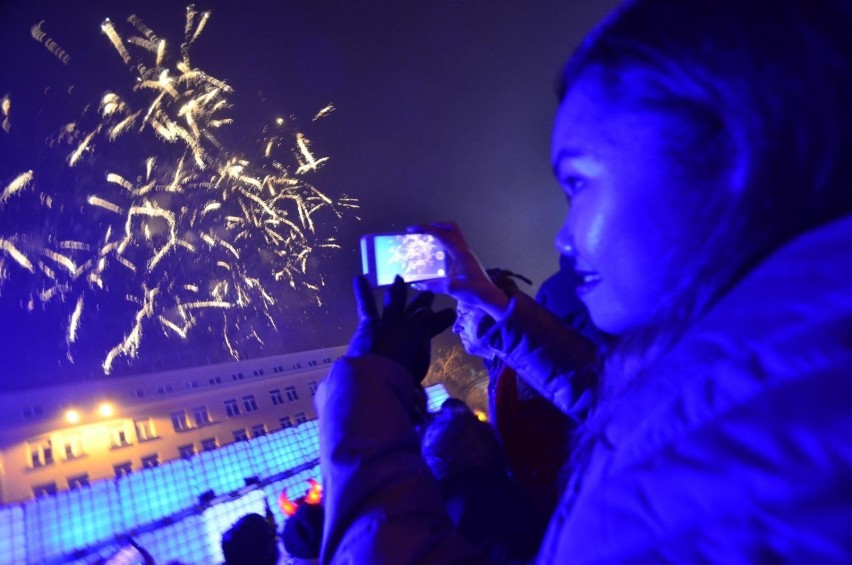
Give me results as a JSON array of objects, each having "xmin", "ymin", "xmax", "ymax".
[
  {"xmin": 316, "ymin": 0, "xmax": 852, "ymax": 561},
  {"xmin": 282, "ymin": 502, "xmax": 325, "ymax": 564},
  {"xmin": 221, "ymin": 513, "xmax": 280, "ymax": 565},
  {"xmin": 420, "ymin": 397, "xmax": 546, "ymax": 563}
]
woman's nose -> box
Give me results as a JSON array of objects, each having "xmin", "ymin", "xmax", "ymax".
[{"xmin": 554, "ymin": 219, "xmax": 575, "ymax": 258}]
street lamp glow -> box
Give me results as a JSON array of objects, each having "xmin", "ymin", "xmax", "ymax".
[
  {"xmin": 98, "ymin": 402, "xmax": 115, "ymax": 418},
  {"xmin": 65, "ymin": 409, "xmax": 81, "ymax": 424}
]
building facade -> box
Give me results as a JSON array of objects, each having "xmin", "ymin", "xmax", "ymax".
[{"xmin": 0, "ymin": 345, "xmax": 347, "ymax": 504}]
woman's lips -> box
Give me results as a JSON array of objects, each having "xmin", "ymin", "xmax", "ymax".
[{"xmin": 574, "ymin": 271, "xmax": 602, "ymax": 295}]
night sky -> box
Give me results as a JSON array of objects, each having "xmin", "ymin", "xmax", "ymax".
[{"xmin": 0, "ymin": 1, "xmax": 617, "ymax": 391}]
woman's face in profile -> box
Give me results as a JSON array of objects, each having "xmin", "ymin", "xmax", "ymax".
[{"xmin": 551, "ymin": 71, "xmax": 695, "ymax": 335}]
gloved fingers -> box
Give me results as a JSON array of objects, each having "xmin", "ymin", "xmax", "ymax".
[
  {"xmin": 382, "ymin": 275, "xmax": 408, "ymax": 321},
  {"xmin": 405, "ymin": 290, "xmax": 435, "ymax": 316},
  {"xmin": 429, "ymin": 307, "xmax": 457, "ymax": 338},
  {"xmin": 353, "ymin": 275, "xmax": 379, "ymax": 320}
]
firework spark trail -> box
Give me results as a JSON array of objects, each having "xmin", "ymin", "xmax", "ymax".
[
  {"xmin": 31, "ymin": 21, "xmax": 71, "ymax": 65},
  {"xmin": 101, "ymin": 19, "xmax": 132, "ymax": 65},
  {"xmin": 68, "ymin": 296, "xmax": 84, "ymax": 345},
  {"xmin": 0, "ymin": 238, "xmax": 35, "ymax": 273},
  {"xmin": 13, "ymin": 6, "xmax": 359, "ymax": 374},
  {"xmin": 1, "ymin": 94, "xmax": 10, "ymax": 133},
  {"xmin": 0, "ymin": 171, "xmax": 34, "ymax": 206}
]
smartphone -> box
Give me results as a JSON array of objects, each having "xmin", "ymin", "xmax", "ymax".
[{"xmin": 361, "ymin": 232, "xmax": 448, "ymax": 287}]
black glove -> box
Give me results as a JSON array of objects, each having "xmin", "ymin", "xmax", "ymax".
[{"xmin": 348, "ymin": 275, "xmax": 456, "ymax": 383}]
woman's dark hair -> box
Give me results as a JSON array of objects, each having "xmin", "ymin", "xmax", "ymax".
[{"xmin": 557, "ymin": 0, "xmax": 852, "ymax": 390}]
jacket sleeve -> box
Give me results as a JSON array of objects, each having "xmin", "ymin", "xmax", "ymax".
[
  {"xmin": 316, "ymin": 354, "xmax": 483, "ymax": 565},
  {"xmin": 484, "ymin": 293, "xmax": 600, "ymax": 421}
]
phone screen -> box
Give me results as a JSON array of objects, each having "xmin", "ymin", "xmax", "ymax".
[{"xmin": 363, "ymin": 233, "xmax": 447, "ymax": 286}]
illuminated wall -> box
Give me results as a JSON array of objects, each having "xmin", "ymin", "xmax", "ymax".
[{"xmin": 0, "ymin": 384, "xmax": 449, "ymax": 564}]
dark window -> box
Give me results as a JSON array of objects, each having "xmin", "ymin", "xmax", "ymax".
[
  {"xmin": 308, "ymin": 360, "xmax": 318, "ymax": 367},
  {"xmin": 133, "ymin": 389, "xmax": 145, "ymax": 398},
  {"xmin": 135, "ymin": 418, "xmax": 156, "ymax": 441},
  {"xmin": 201, "ymin": 437, "xmax": 218, "ymax": 451},
  {"xmin": 295, "ymin": 411, "xmax": 308, "ymax": 425},
  {"xmin": 224, "ymin": 399, "xmax": 240, "ymax": 417},
  {"xmin": 292, "ymin": 362, "xmax": 302, "ymax": 369},
  {"xmin": 253, "ymin": 369, "xmax": 265, "ymax": 376},
  {"xmin": 285, "ymin": 386, "xmax": 299, "ymax": 402},
  {"xmin": 270, "ymin": 389, "xmax": 284, "ymax": 406},
  {"xmin": 308, "ymin": 381, "xmax": 319, "ymax": 396},
  {"xmin": 114, "ymin": 462, "xmax": 132, "ymax": 478},
  {"xmin": 33, "ymin": 483, "xmax": 58, "ymax": 498},
  {"xmin": 192, "ymin": 406, "xmax": 211, "ymax": 426},
  {"xmin": 110, "ymin": 428, "xmax": 130, "ymax": 448},
  {"xmin": 29, "ymin": 439, "xmax": 53, "ymax": 467},
  {"xmin": 187, "ymin": 380, "xmax": 199, "ymax": 389},
  {"xmin": 242, "ymin": 395, "xmax": 258, "ymax": 413},
  {"xmin": 141, "ymin": 454, "xmax": 159, "ymax": 469},
  {"xmin": 209, "ymin": 376, "xmax": 223, "ymax": 385},
  {"xmin": 251, "ymin": 424, "xmax": 267, "ymax": 438},
  {"xmin": 67, "ymin": 474, "xmax": 90, "ymax": 490},
  {"xmin": 171, "ymin": 411, "xmax": 189, "ymax": 432},
  {"xmin": 178, "ymin": 444, "xmax": 195, "ymax": 459},
  {"xmin": 232, "ymin": 429, "xmax": 248, "ymax": 442},
  {"xmin": 64, "ymin": 437, "xmax": 84, "ymax": 459},
  {"xmin": 232, "ymin": 372, "xmax": 244, "ymax": 381},
  {"xmin": 279, "ymin": 416, "xmax": 292, "ymax": 430},
  {"xmin": 323, "ymin": 357, "xmax": 332, "ymax": 364}
]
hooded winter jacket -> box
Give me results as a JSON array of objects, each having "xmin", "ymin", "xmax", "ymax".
[{"xmin": 316, "ymin": 214, "xmax": 852, "ymax": 563}]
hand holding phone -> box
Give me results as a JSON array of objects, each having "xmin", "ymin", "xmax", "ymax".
[{"xmin": 360, "ymin": 232, "xmax": 449, "ymax": 287}]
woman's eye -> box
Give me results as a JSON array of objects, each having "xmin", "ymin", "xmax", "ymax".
[{"xmin": 561, "ymin": 176, "xmax": 586, "ymax": 198}]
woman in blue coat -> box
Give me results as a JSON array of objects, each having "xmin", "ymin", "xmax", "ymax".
[{"xmin": 316, "ymin": 0, "xmax": 852, "ymax": 562}]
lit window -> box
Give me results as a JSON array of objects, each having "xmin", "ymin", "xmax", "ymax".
[
  {"xmin": 201, "ymin": 437, "xmax": 218, "ymax": 451},
  {"xmin": 308, "ymin": 381, "xmax": 319, "ymax": 396},
  {"xmin": 135, "ymin": 418, "xmax": 156, "ymax": 441},
  {"xmin": 64, "ymin": 435, "xmax": 84, "ymax": 459},
  {"xmin": 295, "ymin": 411, "xmax": 307, "ymax": 425},
  {"xmin": 178, "ymin": 444, "xmax": 195, "ymax": 459},
  {"xmin": 32, "ymin": 483, "xmax": 57, "ymax": 498},
  {"xmin": 28, "ymin": 438, "xmax": 53, "ymax": 468},
  {"xmin": 224, "ymin": 399, "xmax": 240, "ymax": 417},
  {"xmin": 114, "ymin": 461, "xmax": 132, "ymax": 478},
  {"xmin": 285, "ymin": 386, "xmax": 299, "ymax": 402},
  {"xmin": 192, "ymin": 406, "xmax": 211, "ymax": 427},
  {"xmin": 67, "ymin": 474, "xmax": 90, "ymax": 490},
  {"xmin": 242, "ymin": 395, "xmax": 258, "ymax": 413},
  {"xmin": 171, "ymin": 410, "xmax": 190, "ymax": 432},
  {"xmin": 141, "ymin": 454, "xmax": 159, "ymax": 469},
  {"xmin": 269, "ymin": 389, "xmax": 284, "ymax": 406},
  {"xmin": 232, "ymin": 429, "xmax": 248, "ymax": 442},
  {"xmin": 279, "ymin": 416, "xmax": 292, "ymax": 430},
  {"xmin": 110, "ymin": 426, "xmax": 131, "ymax": 448},
  {"xmin": 251, "ymin": 424, "xmax": 267, "ymax": 438}
]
